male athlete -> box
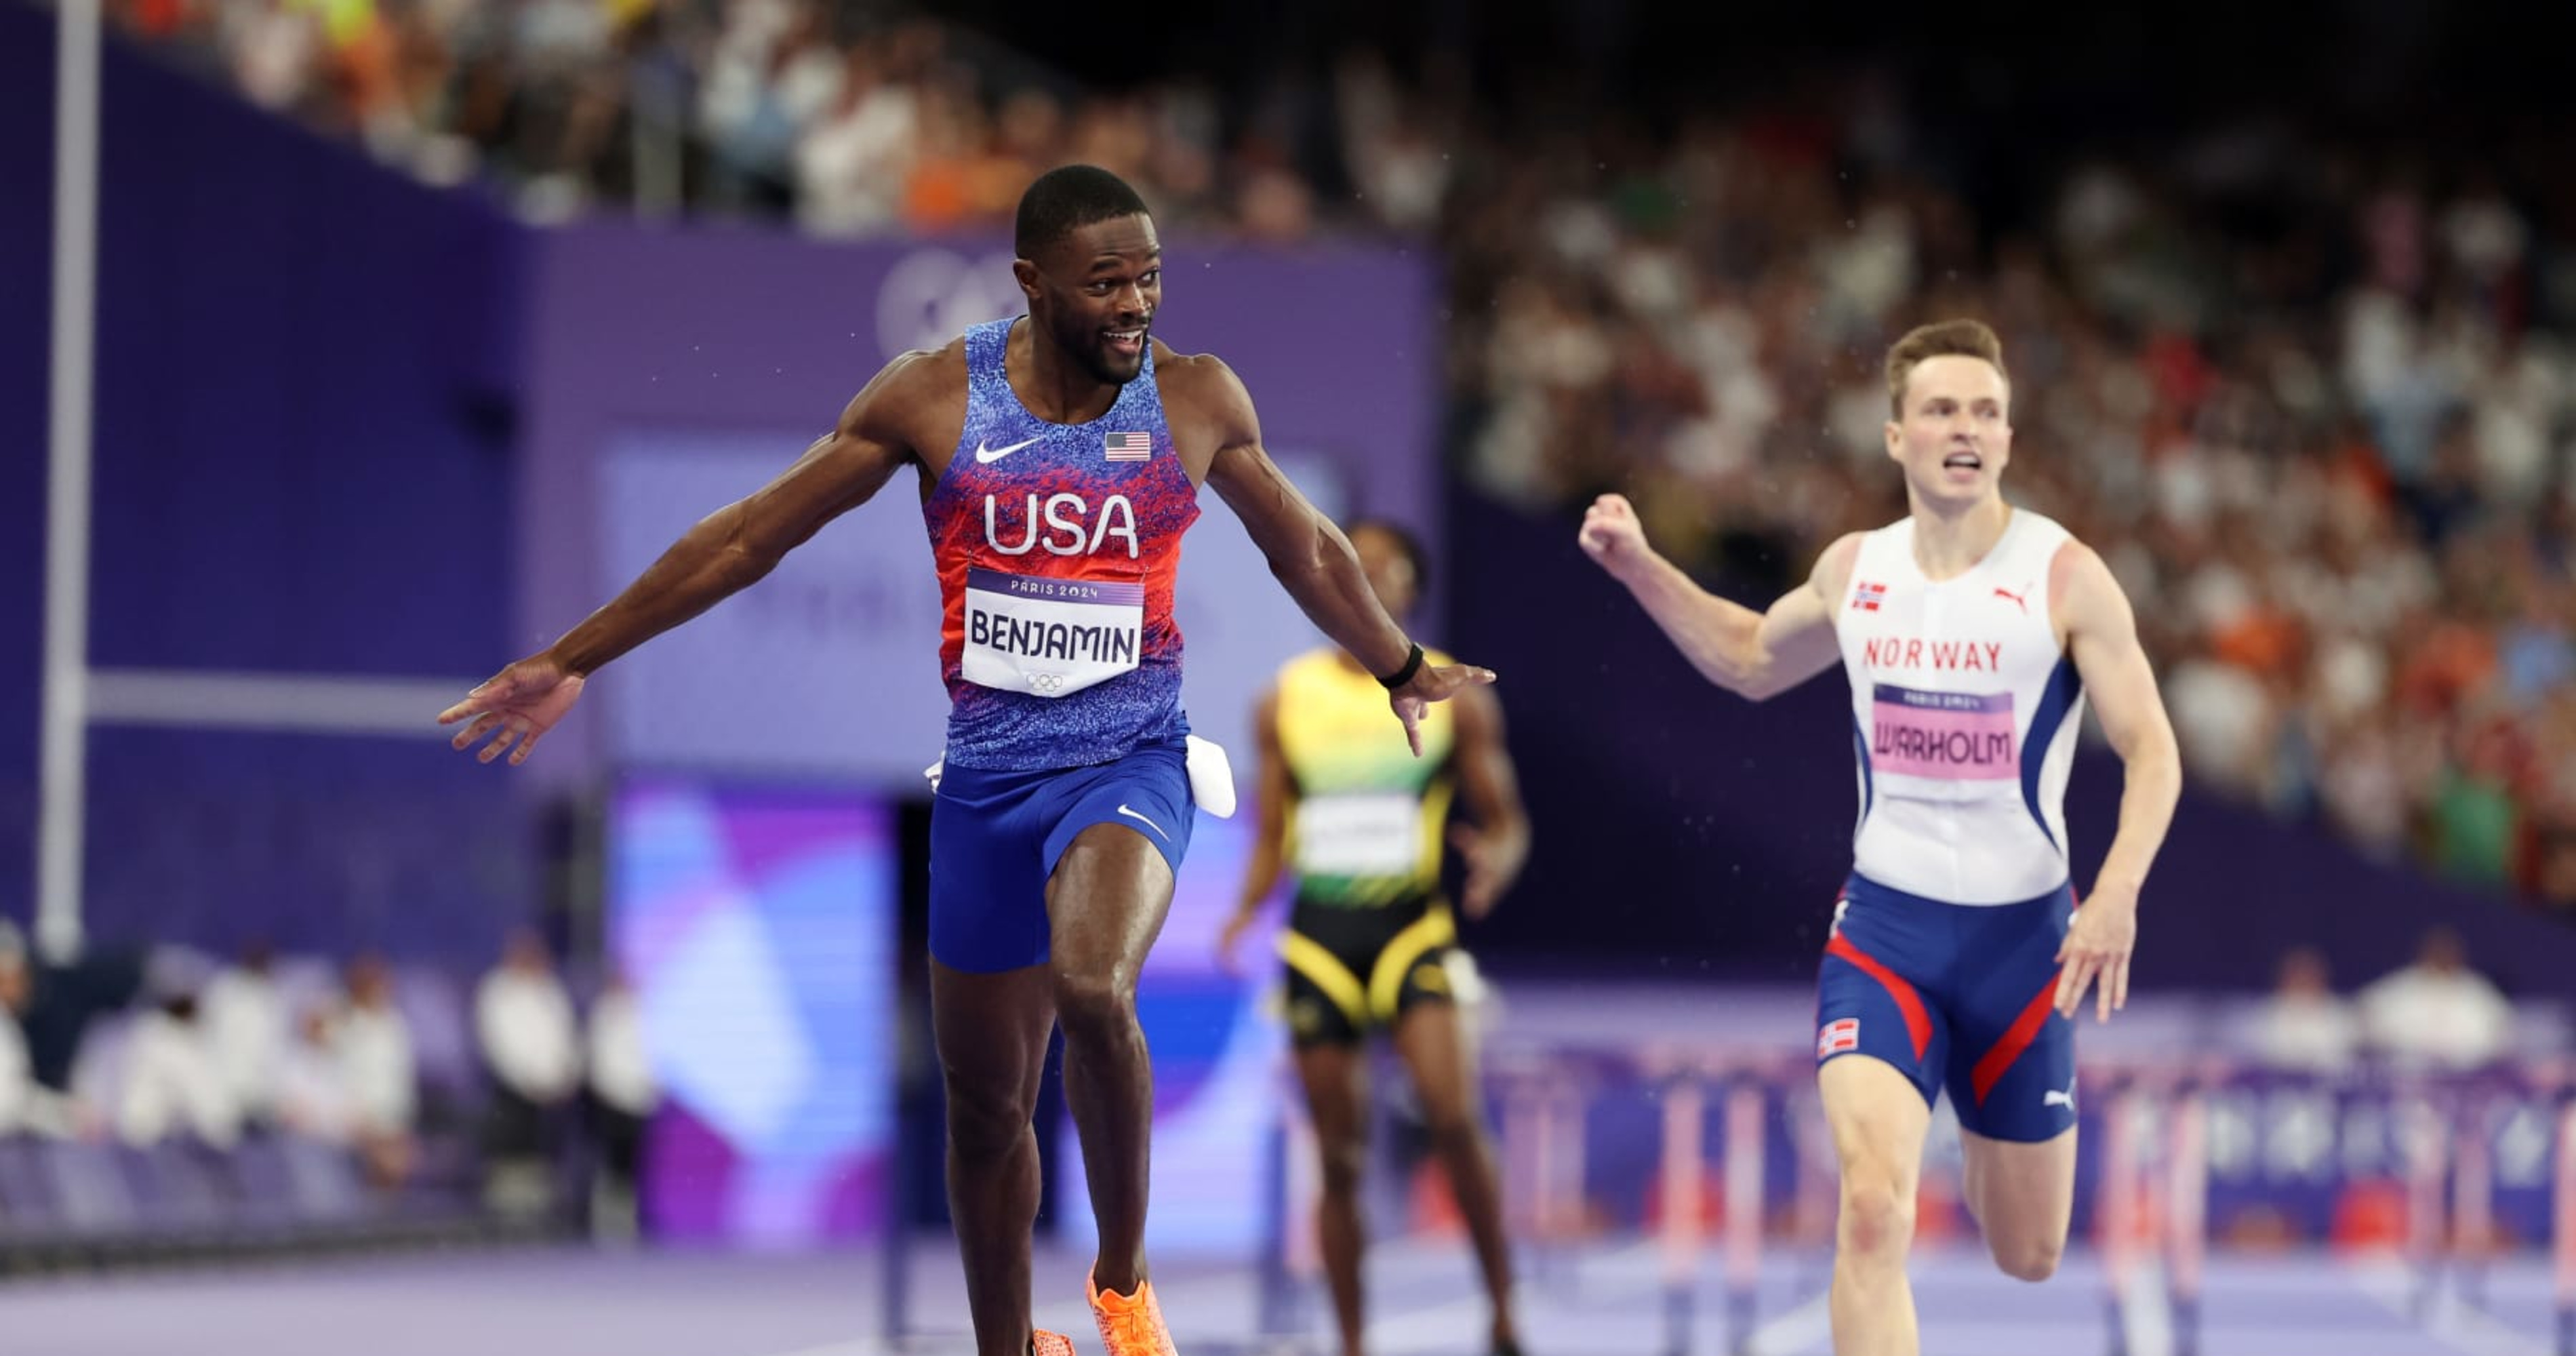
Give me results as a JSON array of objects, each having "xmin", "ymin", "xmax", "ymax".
[
  {"xmin": 1216, "ymin": 519, "xmax": 1531, "ymax": 1356},
  {"xmin": 1577, "ymin": 320, "xmax": 2181, "ymax": 1355},
  {"xmin": 441, "ymin": 165, "xmax": 1495, "ymax": 1356}
]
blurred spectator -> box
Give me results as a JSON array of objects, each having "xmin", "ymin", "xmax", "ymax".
[
  {"xmin": 584, "ymin": 970, "xmax": 656, "ymax": 1239},
  {"xmin": 112, "ymin": 5, "xmax": 2576, "ymax": 914},
  {"xmin": 340, "ymin": 955, "xmax": 420, "ymax": 1189},
  {"xmin": 117, "ymin": 986, "xmax": 243, "ymax": 1149},
  {"xmin": 200, "ymin": 941, "xmax": 288, "ymax": 1126},
  {"xmin": 2249, "ymin": 947, "xmax": 2362, "ymax": 1076},
  {"xmin": 0, "ymin": 921, "xmax": 80, "ymax": 1138},
  {"xmin": 2358, "ymin": 928, "xmax": 2515, "ymax": 1071},
  {"xmin": 476, "ymin": 929, "xmax": 578, "ymax": 1213},
  {"xmin": 274, "ymin": 1002, "xmax": 359, "ymax": 1142}
]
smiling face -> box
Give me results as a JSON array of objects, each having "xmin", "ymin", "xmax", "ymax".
[
  {"xmin": 1885, "ymin": 353, "xmax": 2013, "ymax": 510},
  {"xmin": 1015, "ymin": 213, "xmax": 1163, "ymax": 386}
]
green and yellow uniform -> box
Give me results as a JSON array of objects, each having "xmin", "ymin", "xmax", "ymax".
[{"xmin": 1274, "ymin": 647, "xmax": 1462, "ymax": 1046}]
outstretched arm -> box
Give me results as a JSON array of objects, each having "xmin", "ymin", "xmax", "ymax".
[
  {"xmin": 549, "ymin": 356, "xmax": 928, "ymax": 675},
  {"xmin": 1448, "ymin": 683, "xmax": 1530, "ymax": 919},
  {"xmin": 1577, "ymin": 493, "xmax": 1852, "ymax": 701},
  {"xmin": 2049, "ymin": 542, "xmax": 2183, "ymax": 1021},
  {"xmin": 441, "ymin": 352, "xmax": 932, "ymax": 764},
  {"xmin": 1194, "ymin": 357, "xmax": 1493, "ymax": 751}
]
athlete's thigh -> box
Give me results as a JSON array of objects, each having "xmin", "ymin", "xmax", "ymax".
[
  {"xmin": 1041, "ymin": 742, "xmax": 1195, "ymax": 980},
  {"xmin": 929, "ymin": 959, "xmax": 1058, "ymax": 1115},
  {"xmin": 1939, "ymin": 888, "xmax": 2076, "ymax": 1144},
  {"xmin": 1958, "ymin": 1123, "xmax": 2078, "ymax": 1252},
  {"xmin": 1388, "ymin": 997, "xmax": 1477, "ymax": 1131},
  {"xmin": 1817, "ymin": 1055, "xmax": 1934, "ymax": 1193},
  {"xmin": 928, "ymin": 767, "xmax": 1055, "ymax": 974},
  {"xmin": 1293, "ymin": 1041, "xmax": 1369, "ymax": 1155},
  {"xmin": 1816, "ymin": 885, "xmax": 1952, "ymax": 1111},
  {"xmin": 1045, "ymin": 821, "xmax": 1178, "ymax": 982}
]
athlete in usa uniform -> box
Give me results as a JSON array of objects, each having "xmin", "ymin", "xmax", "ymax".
[
  {"xmin": 441, "ymin": 167, "xmax": 1497, "ymax": 1356},
  {"xmin": 1578, "ymin": 321, "xmax": 2181, "ymax": 1356}
]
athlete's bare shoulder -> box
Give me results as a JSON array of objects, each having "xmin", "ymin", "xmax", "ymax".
[
  {"xmin": 2045, "ymin": 535, "xmax": 2127, "ymax": 639},
  {"xmin": 855, "ymin": 338, "xmax": 970, "ymax": 475},
  {"xmin": 1149, "ymin": 342, "xmax": 1256, "ymax": 477},
  {"xmin": 1809, "ymin": 531, "xmax": 1868, "ymax": 603}
]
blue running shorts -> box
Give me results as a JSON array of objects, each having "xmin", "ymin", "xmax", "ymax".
[
  {"xmin": 928, "ymin": 736, "xmax": 1195, "ymax": 973},
  {"xmin": 1814, "ymin": 873, "xmax": 2078, "ymax": 1142}
]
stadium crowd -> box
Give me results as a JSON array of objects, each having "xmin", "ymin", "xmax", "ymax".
[{"xmin": 104, "ymin": 0, "xmax": 2576, "ymax": 909}]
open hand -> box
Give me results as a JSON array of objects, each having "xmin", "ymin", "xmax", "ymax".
[
  {"xmin": 2053, "ymin": 883, "xmax": 2138, "ymax": 1022},
  {"xmin": 1451, "ymin": 824, "xmax": 1526, "ymax": 921},
  {"xmin": 1389, "ymin": 660, "xmax": 1497, "ymax": 757},
  {"xmin": 1215, "ymin": 910, "xmax": 1260, "ymax": 978},
  {"xmin": 439, "ymin": 656, "xmax": 586, "ymax": 766}
]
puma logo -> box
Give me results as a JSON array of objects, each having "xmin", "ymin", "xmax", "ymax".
[
  {"xmin": 2043, "ymin": 1077, "xmax": 2077, "ymax": 1113},
  {"xmin": 1992, "ymin": 584, "xmax": 2030, "ymax": 614}
]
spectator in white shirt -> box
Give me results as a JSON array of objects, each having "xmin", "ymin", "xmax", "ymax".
[
  {"xmin": 199, "ymin": 943, "xmax": 288, "ymax": 1125},
  {"xmin": 2360, "ymin": 928, "xmax": 2516, "ymax": 1072},
  {"xmin": 340, "ymin": 956, "xmax": 419, "ymax": 1189},
  {"xmin": 275, "ymin": 1003, "xmax": 359, "ymax": 1144},
  {"xmin": 477, "ymin": 930, "xmax": 579, "ymax": 1213},
  {"xmin": 117, "ymin": 989, "xmax": 242, "ymax": 1149},
  {"xmin": 2250, "ymin": 946, "xmax": 2363, "ymax": 1076},
  {"xmin": 585, "ymin": 970, "xmax": 657, "ymax": 1239}
]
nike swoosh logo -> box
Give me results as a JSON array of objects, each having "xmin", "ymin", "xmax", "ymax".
[
  {"xmin": 1116, "ymin": 804, "xmax": 1170, "ymax": 842},
  {"xmin": 975, "ymin": 436, "xmax": 1043, "ymax": 464}
]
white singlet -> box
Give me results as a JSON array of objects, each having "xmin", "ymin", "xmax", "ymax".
[{"xmin": 1836, "ymin": 509, "xmax": 2085, "ymax": 904}]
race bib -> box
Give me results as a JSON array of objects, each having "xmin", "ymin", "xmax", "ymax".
[
  {"xmin": 1869, "ymin": 684, "xmax": 2016, "ymax": 780},
  {"xmin": 1294, "ymin": 793, "xmax": 1424, "ymax": 877},
  {"xmin": 961, "ymin": 566, "xmax": 1142, "ymax": 698}
]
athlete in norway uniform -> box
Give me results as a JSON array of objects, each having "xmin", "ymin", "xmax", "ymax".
[
  {"xmin": 442, "ymin": 166, "xmax": 1496, "ymax": 1356},
  {"xmin": 1578, "ymin": 320, "xmax": 2181, "ymax": 1356}
]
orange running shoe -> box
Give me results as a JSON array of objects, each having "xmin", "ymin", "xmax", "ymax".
[
  {"xmin": 1087, "ymin": 1269, "xmax": 1178, "ymax": 1355},
  {"xmin": 1030, "ymin": 1332, "xmax": 1077, "ymax": 1356}
]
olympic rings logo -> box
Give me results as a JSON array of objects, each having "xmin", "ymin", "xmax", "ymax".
[{"xmin": 1027, "ymin": 673, "xmax": 1068, "ymax": 694}]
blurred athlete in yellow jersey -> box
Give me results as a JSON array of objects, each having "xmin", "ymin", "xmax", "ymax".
[{"xmin": 1217, "ymin": 519, "xmax": 1533, "ymax": 1356}]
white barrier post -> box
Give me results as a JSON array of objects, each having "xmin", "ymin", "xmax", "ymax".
[
  {"xmin": 1723, "ymin": 1077, "xmax": 1766, "ymax": 1353},
  {"xmin": 2100, "ymin": 1085, "xmax": 2137, "ymax": 1356},
  {"xmin": 1659, "ymin": 1066, "xmax": 1706, "ymax": 1356},
  {"xmin": 2404, "ymin": 1092, "xmax": 2449, "ymax": 1320},
  {"xmin": 2552, "ymin": 1102, "xmax": 2576, "ymax": 1356},
  {"xmin": 2167, "ymin": 1088, "xmax": 2208, "ymax": 1356},
  {"xmin": 2455, "ymin": 1098, "xmax": 2493, "ymax": 1311}
]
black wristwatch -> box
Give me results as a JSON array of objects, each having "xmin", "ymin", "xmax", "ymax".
[{"xmin": 1376, "ymin": 642, "xmax": 1426, "ymax": 691}]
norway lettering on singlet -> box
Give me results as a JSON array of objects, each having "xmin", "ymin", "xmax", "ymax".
[
  {"xmin": 1834, "ymin": 510, "xmax": 2088, "ymax": 904},
  {"xmin": 923, "ymin": 317, "xmax": 1201, "ymax": 770}
]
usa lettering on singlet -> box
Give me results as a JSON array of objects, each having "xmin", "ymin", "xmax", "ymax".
[
  {"xmin": 922, "ymin": 317, "xmax": 1201, "ymax": 770},
  {"xmin": 1834, "ymin": 510, "xmax": 2088, "ymax": 904}
]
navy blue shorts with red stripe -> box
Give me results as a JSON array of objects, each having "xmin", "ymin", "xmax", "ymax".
[{"xmin": 1815, "ymin": 873, "xmax": 2077, "ymax": 1143}]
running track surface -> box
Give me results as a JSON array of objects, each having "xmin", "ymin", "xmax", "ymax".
[{"xmin": 0, "ymin": 1237, "xmax": 2554, "ymax": 1355}]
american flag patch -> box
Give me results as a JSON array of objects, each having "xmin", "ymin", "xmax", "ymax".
[
  {"xmin": 1103, "ymin": 432, "xmax": 1152, "ymax": 461},
  {"xmin": 1851, "ymin": 581, "xmax": 1887, "ymax": 612},
  {"xmin": 1817, "ymin": 1018, "xmax": 1859, "ymax": 1058}
]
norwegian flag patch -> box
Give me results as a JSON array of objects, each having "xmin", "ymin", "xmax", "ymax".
[
  {"xmin": 1817, "ymin": 1018, "xmax": 1860, "ymax": 1058},
  {"xmin": 1851, "ymin": 581, "xmax": 1888, "ymax": 612}
]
